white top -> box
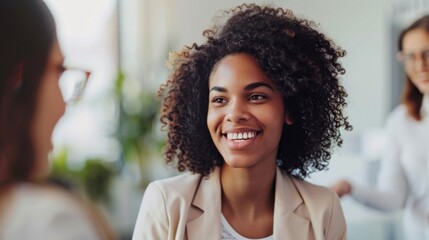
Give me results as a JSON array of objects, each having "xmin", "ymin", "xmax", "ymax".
[
  {"xmin": 221, "ymin": 214, "xmax": 273, "ymax": 240},
  {"xmin": 351, "ymin": 95, "xmax": 429, "ymax": 239},
  {"xmin": 0, "ymin": 183, "xmax": 101, "ymax": 240}
]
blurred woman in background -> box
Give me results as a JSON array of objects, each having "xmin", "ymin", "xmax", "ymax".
[
  {"xmin": 331, "ymin": 14, "xmax": 429, "ymax": 240},
  {"xmin": 0, "ymin": 0, "xmax": 116, "ymax": 239}
]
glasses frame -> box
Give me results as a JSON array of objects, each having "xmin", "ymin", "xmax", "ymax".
[
  {"xmin": 59, "ymin": 66, "xmax": 91, "ymax": 105},
  {"xmin": 396, "ymin": 49, "xmax": 429, "ymax": 69}
]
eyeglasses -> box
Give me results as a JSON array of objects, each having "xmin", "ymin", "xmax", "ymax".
[
  {"xmin": 397, "ymin": 49, "xmax": 429, "ymax": 68},
  {"xmin": 58, "ymin": 67, "xmax": 91, "ymax": 105}
]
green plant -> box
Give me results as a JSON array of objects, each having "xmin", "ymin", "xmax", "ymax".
[
  {"xmin": 50, "ymin": 148, "xmax": 116, "ymax": 203},
  {"xmin": 114, "ymin": 71, "xmax": 164, "ymax": 186}
]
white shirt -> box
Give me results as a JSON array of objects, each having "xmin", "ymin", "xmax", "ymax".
[
  {"xmin": 351, "ymin": 95, "xmax": 429, "ymax": 239},
  {"xmin": 221, "ymin": 214, "xmax": 273, "ymax": 240},
  {"xmin": 0, "ymin": 183, "xmax": 101, "ymax": 240}
]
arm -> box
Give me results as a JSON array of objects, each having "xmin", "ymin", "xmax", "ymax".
[
  {"xmin": 350, "ymin": 113, "xmax": 408, "ymax": 211},
  {"xmin": 132, "ymin": 182, "xmax": 169, "ymax": 240}
]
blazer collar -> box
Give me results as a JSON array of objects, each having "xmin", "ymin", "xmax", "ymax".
[
  {"xmin": 186, "ymin": 167, "xmax": 310, "ymax": 240},
  {"xmin": 186, "ymin": 167, "xmax": 222, "ymax": 239},
  {"xmin": 273, "ymin": 167, "xmax": 310, "ymax": 239}
]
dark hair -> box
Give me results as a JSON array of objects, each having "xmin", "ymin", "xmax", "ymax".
[
  {"xmin": 0, "ymin": 0, "xmax": 56, "ymax": 182},
  {"xmin": 398, "ymin": 15, "xmax": 429, "ymax": 121},
  {"xmin": 159, "ymin": 4, "xmax": 351, "ymax": 179}
]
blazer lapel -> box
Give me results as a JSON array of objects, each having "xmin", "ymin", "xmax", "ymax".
[
  {"xmin": 186, "ymin": 167, "xmax": 312, "ymax": 240},
  {"xmin": 273, "ymin": 168, "xmax": 311, "ymax": 240},
  {"xmin": 186, "ymin": 168, "xmax": 222, "ymax": 240}
]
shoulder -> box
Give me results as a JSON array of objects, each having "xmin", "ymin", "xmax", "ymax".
[
  {"xmin": 288, "ymin": 178, "xmax": 343, "ymax": 221},
  {"xmin": 384, "ymin": 104, "xmax": 414, "ymax": 140},
  {"xmin": 290, "ymin": 177, "xmax": 339, "ymax": 206},
  {"xmin": 141, "ymin": 172, "xmax": 202, "ymax": 212},
  {"xmin": 150, "ymin": 171, "xmax": 202, "ymax": 190},
  {"xmin": 276, "ymin": 169, "xmax": 339, "ymax": 208},
  {"xmin": 11, "ymin": 183, "xmax": 84, "ymax": 214},
  {"xmin": 147, "ymin": 171, "xmax": 202, "ymax": 201},
  {"xmin": 133, "ymin": 172, "xmax": 203, "ymax": 239},
  {"xmin": 2, "ymin": 183, "xmax": 100, "ymax": 240},
  {"xmin": 288, "ymin": 178, "xmax": 346, "ymax": 239},
  {"xmin": 386, "ymin": 104, "xmax": 410, "ymax": 126}
]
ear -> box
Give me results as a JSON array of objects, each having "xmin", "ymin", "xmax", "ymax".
[{"xmin": 284, "ymin": 112, "xmax": 293, "ymax": 125}]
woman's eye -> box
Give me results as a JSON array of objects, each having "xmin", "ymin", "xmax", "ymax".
[
  {"xmin": 211, "ymin": 97, "xmax": 226, "ymax": 104},
  {"xmin": 249, "ymin": 94, "xmax": 266, "ymax": 101},
  {"xmin": 403, "ymin": 54, "xmax": 415, "ymax": 62}
]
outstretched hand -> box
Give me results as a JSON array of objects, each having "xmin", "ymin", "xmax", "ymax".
[{"xmin": 330, "ymin": 180, "xmax": 352, "ymax": 198}]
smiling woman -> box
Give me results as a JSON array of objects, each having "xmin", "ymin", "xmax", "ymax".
[{"xmin": 133, "ymin": 3, "xmax": 351, "ymax": 240}]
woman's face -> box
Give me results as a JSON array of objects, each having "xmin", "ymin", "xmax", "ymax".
[
  {"xmin": 402, "ymin": 28, "xmax": 429, "ymax": 94},
  {"xmin": 207, "ymin": 53, "xmax": 291, "ymax": 170},
  {"xmin": 31, "ymin": 38, "xmax": 66, "ymax": 178}
]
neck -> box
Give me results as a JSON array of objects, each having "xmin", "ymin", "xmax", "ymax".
[{"xmin": 220, "ymin": 164, "xmax": 276, "ymax": 219}]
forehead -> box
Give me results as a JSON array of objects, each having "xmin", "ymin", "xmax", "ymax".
[
  {"xmin": 402, "ymin": 28, "xmax": 429, "ymax": 51},
  {"xmin": 209, "ymin": 53, "xmax": 273, "ymax": 87}
]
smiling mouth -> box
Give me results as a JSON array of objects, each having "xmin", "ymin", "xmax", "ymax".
[{"xmin": 223, "ymin": 131, "xmax": 259, "ymax": 140}]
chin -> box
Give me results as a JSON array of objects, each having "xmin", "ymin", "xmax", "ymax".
[
  {"xmin": 421, "ymin": 88, "xmax": 429, "ymax": 95},
  {"xmin": 223, "ymin": 158, "xmax": 257, "ymax": 169}
]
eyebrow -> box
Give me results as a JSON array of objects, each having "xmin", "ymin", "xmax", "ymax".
[
  {"xmin": 244, "ymin": 82, "xmax": 274, "ymax": 91},
  {"xmin": 209, "ymin": 82, "xmax": 274, "ymax": 92}
]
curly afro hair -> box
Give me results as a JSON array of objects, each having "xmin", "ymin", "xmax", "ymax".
[{"xmin": 158, "ymin": 4, "xmax": 352, "ymax": 179}]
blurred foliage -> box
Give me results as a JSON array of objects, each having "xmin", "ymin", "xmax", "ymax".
[
  {"xmin": 50, "ymin": 148, "xmax": 116, "ymax": 204},
  {"xmin": 115, "ymin": 70, "xmax": 164, "ymax": 186}
]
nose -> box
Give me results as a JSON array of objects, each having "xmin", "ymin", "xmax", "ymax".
[{"xmin": 225, "ymin": 99, "xmax": 251, "ymax": 123}]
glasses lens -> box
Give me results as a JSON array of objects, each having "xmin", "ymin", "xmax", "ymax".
[
  {"xmin": 59, "ymin": 69, "xmax": 89, "ymax": 104},
  {"xmin": 398, "ymin": 52, "xmax": 413, "ymax": 67},
  {"xmin": 398, "ymin": 50, "xmax": 429, "ymax": 68}
]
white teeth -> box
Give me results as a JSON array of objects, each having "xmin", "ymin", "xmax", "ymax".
[{"xmin": 226, "ymin": 132, "xmax": 257, "ymax": 140}]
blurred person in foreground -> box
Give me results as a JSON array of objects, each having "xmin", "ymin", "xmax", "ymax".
[
  {"xmin": 0, "ymin": 0, "xmax": 117, "ymax": 239},
  {"xmin": 331, "ymin": 14, "xmax": 429, "ymax": 240}
]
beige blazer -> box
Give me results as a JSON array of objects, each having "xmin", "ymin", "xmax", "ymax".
[{"xmin": 132, "ymin": 167, "xmax": 346, "ymax": 240}]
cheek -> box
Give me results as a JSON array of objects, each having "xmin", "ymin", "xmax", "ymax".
[
  {"xmin": 406, "ymin": 69, "xmax": 418, "ymax": 81},
  {"xmin": 406, "ymin": 69, "xmax": 413, "ymax": 77},
  {"xmin": 260, "ymin": 103, "xmax": 285, "ymax": 124},
  {"xmin": 33, "ymin": 74, "xmax": 66, "ymax": 138},
  {"xmin": 207, "ymin": 108, "xmax": 220, "ymax": 134},
  {"xmin": 261, "ymin": 106, "xmax": 286, "ymax": 138},
  {"xmin": 44, "ymin": 79, "xmax": 65, "ymax": 123}
]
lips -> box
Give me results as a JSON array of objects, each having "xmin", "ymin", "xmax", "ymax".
[
  {"xmin": 221, "ymin": 128, "xmax": 261, "ymax": 150},
  {"xmin": 417, "ymin": 72, "xmax": 429, "ymax": 81}
]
